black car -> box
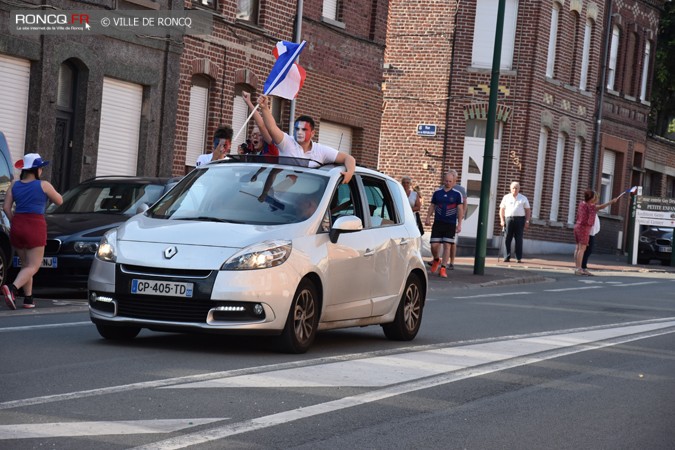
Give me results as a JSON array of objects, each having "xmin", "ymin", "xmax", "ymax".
[
  {"xmin": 20, "ymin": 176, "xmax": 178, "ymax": 289},
  {"xmin": 0, "ymin": 132, "xmax": 15, "ymax": 287},
  {"xmin": 638, "ymin": 227, "xmax": 673, "ymax": 265}
]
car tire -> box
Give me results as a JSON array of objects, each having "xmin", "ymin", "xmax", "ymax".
[
  {"xmin": 383, "ymin": 273, "xmax": 424, "ymax": 341},
  {"xmin": 279, "ymin": 279, "xmax": 319, "ymax": 354},
  {"xmin": 0, "ymin": 245, "xmax": 8, "ymax": 288},
  {"xmin": 96, "ymin": 324, "xmax": 141, "ymax": 340}
]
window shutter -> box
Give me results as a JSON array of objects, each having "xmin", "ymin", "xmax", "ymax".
[
  {"xmin": 318, "ymin": 121, "xmax": 352, "ymax": 155},
  {"xmin": 96, "ymin": 78, "xmax": 142, "ymax": 176},
  {"xmin": 602, "ymin": 150, "xmax": 615, "ymax": 175},
  {"xmin": 323, "ymin": 0, "xmax": 338, "ymax": 20},
  {"xmin": 231, "ymin": 95, "xmax": 248, "ymax": 153},
  {"xmin": 0, "ymin": 54, "xmax": 30, "ymax": 163},
  {"xmin": 186, "ymin": 85, "xmax": 209, "ymax": 166},
  {"xmin": 472, "ymin": 0, "xmax": 518, "ymax": 70}
]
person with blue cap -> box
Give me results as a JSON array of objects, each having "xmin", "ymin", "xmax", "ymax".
[{"xmin": 2, "ymin": 153, "xmax": 62, "ymax": 310}]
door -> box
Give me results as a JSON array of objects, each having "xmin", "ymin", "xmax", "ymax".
[
  {"xmin": 53, "ymin": 114, "xmax": 73, "ymax": 192},
  {"xmin": 461, "ymin": 123, "xmax": 502, "ymax": 239}
]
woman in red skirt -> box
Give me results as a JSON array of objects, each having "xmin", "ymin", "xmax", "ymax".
[{"xmin": 2, "ymin": 153, "xmax": 63, "ymax": 309}]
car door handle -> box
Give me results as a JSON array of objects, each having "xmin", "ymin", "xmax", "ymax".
[
  {"xmin": 364, "ymin": 248, "xmax": 375, "ymax": 256},
  {"xmin": 399, "ymin": 238, "xmax": 409, "ymax": 246}
]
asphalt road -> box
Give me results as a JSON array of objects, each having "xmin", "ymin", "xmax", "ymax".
[{"xmin": 1, "ymin": 269, "xmax": 674, "ymax": 449}]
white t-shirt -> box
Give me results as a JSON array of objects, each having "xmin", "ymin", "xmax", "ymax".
[
  {"xmin": 278, "ymin": 134, "xmax": 339, "ymax": 167},
  {"xmin": 195, "ymin": 153, "xmax": 212, "ymax": 166},
  {"xmin": 407, "ymin": 190, "xmax": 418, "ymax": 209},
  {"xmin": 500, "ymin": 193, "xmax": 531, "ymax": 217},
  {"xmin": 590, "ymin": 213, "xmax": 600, "ymax": 236}
]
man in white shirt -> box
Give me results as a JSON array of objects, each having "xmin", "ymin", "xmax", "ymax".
[
  {"xmin": 195, "ymin": 126, "xmax": 233, "ymax": 166},
  {"xmin": 499, "ymin": 181, "xmax": 531, "ymax": 263},
  {"xmin": 258, "ymin": 95, "xmax": 356, "ymax": 184}
]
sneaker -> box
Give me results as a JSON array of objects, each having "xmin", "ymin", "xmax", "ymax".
[
  {"xmin": 503, "ymin": 257, "xmax": 511, "ymax": 263},
  {"xmin": 574, "ymin": 268, "xmax": 584, "ymax": 276},
  {"xmin": 447, "ymin": 263, "xmax": 454, "ymax": 270},
  {"xmin": 430, "ymin": 259, "xmax": 441, "ymax": 274},
  {"xmin": 439, "ymin": 267, "xmax": 448, "ymax": 278},
  {"xmin": 22, "ymin": 303, "xmax": 36, "ymax": 309},
  {"xmin": 517, "ymin": 259, "xmax": 522, "ymax": 263},
  {"xmin": 2, "ymin": 285, "xmax": 16, "ymax": 310},
  {"xmin": 582, "ymin": 269, "xmax": 594, "ymax": 276}
]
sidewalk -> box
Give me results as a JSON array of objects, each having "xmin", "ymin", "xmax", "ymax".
[{"xmin": 427, "ymin": 252, "xmax": 675, "ymax": 289}]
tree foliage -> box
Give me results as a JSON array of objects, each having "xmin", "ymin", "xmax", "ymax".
[{"xmin": 651, "ymin": 1, "xmax": 675, "ymax": 137}]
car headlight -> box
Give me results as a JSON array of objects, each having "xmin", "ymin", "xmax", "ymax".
[
  {"xmin": 74, "ymin": 241, "xmax": 99, "ymax": 253},
  {"xmin": 96, "ymin": 229, "xmax": 117, "ymax": 262},
  {"xmin": 221, "ymin": 240, "xmax": 292, "ymax": 270},
  {"xmin": 639, "ymin": 236, "xmax": 652, "ymax": 244}
]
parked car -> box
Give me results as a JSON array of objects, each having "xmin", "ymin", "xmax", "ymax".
[
  {"xmin": 22, "ymin": 176, "xmax": 179, "ymax": 289},
  {"xmin": 0, "ymin": 132, "xmax": 15, "ymax": 287},
  {"xmin": 638, "ymin": 227, "xmax": 673, "ymax": 265},
  {"xmin": 89, "ymin": 157, "xmax": 427, "ymax": 353}
]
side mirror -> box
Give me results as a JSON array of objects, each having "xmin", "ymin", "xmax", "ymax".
[
  {"xmin": 329, "ymin": 215, "xmax": 363, "ymax": 243},
  {"xmin": 136, "ymin": 203, "xmax": 150, "ymax": 214}
]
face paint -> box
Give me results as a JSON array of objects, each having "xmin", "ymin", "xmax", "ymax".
[{"xmin": 294, "ymin": 121, "xmax": 312, "ymax": 144}]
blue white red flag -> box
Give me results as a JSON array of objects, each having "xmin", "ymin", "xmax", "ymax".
[
  {"xmin": 263, "ymin": 41, "xmax": 307, "ymax": 100},
  {"xmin": 624, "ymin": 186, "xmax": 638, "ymax": 194}
]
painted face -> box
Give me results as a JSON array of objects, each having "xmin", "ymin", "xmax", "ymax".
[{"xmin": 294, "ymin": 121, "xmax": 313, "ymax": 144}]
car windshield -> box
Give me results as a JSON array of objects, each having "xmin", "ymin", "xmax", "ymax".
[
  {"xmin": 148, "ymin": 165, "xmax": 328, "ymax": 225},
  {"xmin": 47, "ymin": 182, "xmax": 168, "ymax": 215}
]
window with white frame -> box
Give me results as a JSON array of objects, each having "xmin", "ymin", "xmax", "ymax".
[
  {"xmin": 186, "ymin": 77, "xmax": 209, "ymax": 167},
  {"xmin": 600, "ymin": 150, "xmax": 616, "ymax": 211},
  {"xmin": 549, "ymin": 132, "xmax": 566, "ymax": 222},
  {"xmin": 639, "ymin": 40, "xmax": 651, "ymax": 101},
  {"xmin": 472, "ymin": 0, "xmax": 519, "ymax": 70},
  {"xmin": 607, "ymin": 25, "xmax": 620, "ymax": 90},
  {"xmin": 546, "ymin": 3, "xmax": 560, "ymax": 78},
  {"xmin": 568, "ymin": 138, "xmax": 583, "ymax": 224},
  {"xmin": 579, "ymin": 19, "xmax": 593, "ymax": 90},
  {"xmin": 532, "ymin": 127, "xmax": 549, "ymax": 219},
  {"xmin": 323, "ymin": 0, "xmax": 339, "ymax": 21},
  {"xmin": 236, "ymin": 0, "xmax": 259, "ymax": 23}
]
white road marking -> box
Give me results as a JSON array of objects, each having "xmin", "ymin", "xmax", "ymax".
[
  {"xmin": 545, "ymin": 286, "xmax": 603, "ymax": 292},
  {"xmin": 0, "ymin": 418, "xmax": 225, "ymax": 440},
  {"xmin": 166, "ymin": 320, "xmax": 675, "ymax": 389},
  {"xmin": 0, "ymin": 322, "xmax": 90, "ymax": 333},
  {"xmin": 136, "ymin": 320, "xmax": 675, "ymax": 449},
  {"xmin": 612, "ymin": 281, "xmax": 660, "ymax": 287},
  {"xmin": 453, "ymin": 291, "xmax": 532, "ymax": 299}
]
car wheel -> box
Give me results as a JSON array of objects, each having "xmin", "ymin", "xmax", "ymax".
[
  {"xmin": 96, "ymin": 324, "xmax": 141, "ymax": 340},
  {"xmin": 0, "ymin": 245, "xmax": 8, "ymax": 287},
  {"xmin": 279, "ymin": 279, "xmax": 319, "ymax": 354},
  {"xmin": 383, "ymin": 273, "xmax": 424, "ymax": 341}
]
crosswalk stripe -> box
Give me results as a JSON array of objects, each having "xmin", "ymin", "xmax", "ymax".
[{"xmin": 0, "ymin": 419, "xmax": 226, "ymax": 440}]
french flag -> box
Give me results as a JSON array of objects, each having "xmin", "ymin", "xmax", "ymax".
[
  {"xmin": 263, "ymin": 41, "xmax": 307, "ymax": 100},
  {"xmin": 624, "ymin": 186, "xmax": 638, "ymax": 195}
]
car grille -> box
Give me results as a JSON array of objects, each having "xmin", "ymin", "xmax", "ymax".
[
  {"xmin": 655, "ymin": 238, "xmax": 671, "ymax": 247},
  {"xmin": 120, "ymin": 264, "xmax": 212, "ymax": 279},
  {"xmin": 45, "ymin": 239, "xmax": 61, "ymax": 254},
  {"xmin": 115, "ymin": 295, "xmax": 213, "ymax": 322}
]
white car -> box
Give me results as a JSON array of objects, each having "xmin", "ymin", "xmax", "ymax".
[{"xmin": 88, "ymin": 157, "xmax": 427, "ymax": 353}]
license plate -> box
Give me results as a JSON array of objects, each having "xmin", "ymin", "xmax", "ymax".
[
  {"xmin": 658, "ymin": 246, "xmax": 672, "ymax": 253},
  {"xmin": 13, "ymin": 256, "xmax": 57, "ymax": 268},
  {"xmin": 131, "ymin": 279, "xmax": 194, "ymax": 297}
]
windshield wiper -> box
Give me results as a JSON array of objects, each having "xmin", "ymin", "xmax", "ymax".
[{"xmin": 176, "ymin": 216, "xmax": 244, "ymax": 224}]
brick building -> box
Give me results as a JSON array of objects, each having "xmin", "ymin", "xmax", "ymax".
[
  {"xmin": 174, "ymin": 0, "xmax": 388, "ymax": 175},
  {"xmin": 0, "ymin": 0, "xmax": 182, "ymax": 192},
  {"xmin": 381, "ymin": 0, "xmax": 670, "ymax": 255}
]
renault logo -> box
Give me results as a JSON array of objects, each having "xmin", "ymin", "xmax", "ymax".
[{"xmin": 163, "ymin": 246, "xmax": 178, "ymax": 259}]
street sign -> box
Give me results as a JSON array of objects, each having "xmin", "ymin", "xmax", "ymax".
[
  {"xmin": 636, "ymin": 196, "xmax": 675, "ymax": 227},
  {"xmin": 417, "ymin": 124, "xmax": 437, "ymax": 137}
]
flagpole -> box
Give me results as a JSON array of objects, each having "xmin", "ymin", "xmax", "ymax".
[{"xmin": 232, "ymin": 104, "xmax": 260, "ymax": 144}]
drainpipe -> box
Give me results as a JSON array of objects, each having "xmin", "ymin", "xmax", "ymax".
[
  {"xmin": 591, "ymin": 0, "xmax": 614, "ymax": 190},
  {"xmin": 288, "ymin": 0, "xmax": 304, "ymax": 135},
  {"xmin": 441, "ymin": 0, "xmax": 461, "ymax": 183}
]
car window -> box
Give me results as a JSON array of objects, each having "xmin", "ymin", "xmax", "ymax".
[
  {"xmin": 48, "ymin": 183, "xmax": 167, "ymax": 214},
  {"xmin": 361, "ymin": 176, "xmax": 399, "ymax": 227},
  {"xmin": 148, "ymin": 165, "xmax": 329, "ymax": 226}
]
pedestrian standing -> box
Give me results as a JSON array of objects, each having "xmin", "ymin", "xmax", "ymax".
[
  {"xmin": 401, "ymin": 176, "xmax": 423, "ymax": 235},
  {"xmin": 424, "ymin": 172, "xmax": 464, "ymax": 278},
  {"xmin": 574, "ymin": 190, "xmax": 618, "ymax": 275},
  {"xmin": 499, "ymin": 182, "xmax": 531, "ymax": 263},
  {"xmin": 2, "ymin": 154, "xmax": 63, "ymax": 310},
  {"xmin": 195, "ymin": 126, "xmax": 233, "ymax": 166}
]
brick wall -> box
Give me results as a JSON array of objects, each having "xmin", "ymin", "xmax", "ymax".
[{"xmin": 174, "ymin": 0, "xmax": 387, "ymax": 175}]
